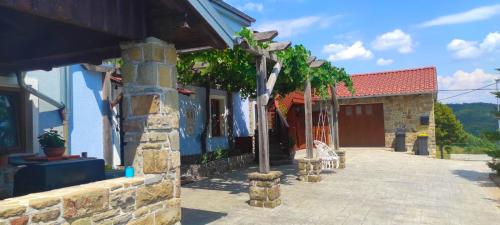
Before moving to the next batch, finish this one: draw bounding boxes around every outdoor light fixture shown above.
[180,13,190,29]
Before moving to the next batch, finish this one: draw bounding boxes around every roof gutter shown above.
[336,91,437,100]
[15,71,66,120]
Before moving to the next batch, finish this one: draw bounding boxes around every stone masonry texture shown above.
[297,158,322,182]
[248,171,283,208]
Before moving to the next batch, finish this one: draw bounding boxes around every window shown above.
[210,98,226,137]
[355,106,362,115]
[345,106,352,116]
[0,90,22,151]
[365,105,373,115]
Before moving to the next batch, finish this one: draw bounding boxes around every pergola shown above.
[0,0,248,73]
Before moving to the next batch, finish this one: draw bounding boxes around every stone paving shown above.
[181,149,500,225]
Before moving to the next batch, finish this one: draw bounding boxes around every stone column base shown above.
[248,171,283,208]
[297,158,322,182]
[337,150,346,169]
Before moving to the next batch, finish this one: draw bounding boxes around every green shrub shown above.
[487,160,500,175]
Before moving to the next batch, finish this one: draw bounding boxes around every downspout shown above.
[15,71,66,120]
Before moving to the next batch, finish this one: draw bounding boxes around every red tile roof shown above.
[274,67,438,115]
[336,66,437,98]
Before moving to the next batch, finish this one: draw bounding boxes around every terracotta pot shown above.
[43,147,65,157]
[0,155,8,167]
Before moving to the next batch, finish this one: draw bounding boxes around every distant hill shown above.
[447,103,497,136]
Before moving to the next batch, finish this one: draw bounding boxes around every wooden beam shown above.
[304,77,314,159]
[263,62,282,104]
[309,60,325,68]
[330,85,340,150]
[267,42,291,52]
[307,56,316,64]
[256,55,270,173]
[253,30,278,42]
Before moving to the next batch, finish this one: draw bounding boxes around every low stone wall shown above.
[0,174,180,225]
[181,153,254,179]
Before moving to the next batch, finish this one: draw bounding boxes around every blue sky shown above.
[226,0,500,103]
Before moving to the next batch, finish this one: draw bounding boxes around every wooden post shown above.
[330,85,340,150]
[256,55,270,173]
[102,72,113,165]
[304,77,314,159]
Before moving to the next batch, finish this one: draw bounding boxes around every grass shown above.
[435,145,491,159]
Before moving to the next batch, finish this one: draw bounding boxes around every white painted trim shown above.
[208,94,227,138]
[25,78,39,154]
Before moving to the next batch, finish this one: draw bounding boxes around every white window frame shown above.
[208,94,227,138]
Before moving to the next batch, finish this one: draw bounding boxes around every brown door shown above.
[339,103,385,147]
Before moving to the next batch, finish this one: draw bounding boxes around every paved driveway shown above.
[181,149,500,225]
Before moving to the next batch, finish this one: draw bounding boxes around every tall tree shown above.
[435,102,467,158]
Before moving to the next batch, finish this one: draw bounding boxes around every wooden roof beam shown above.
[253,30,278,41]
[267,41,291,52]
[309,60,325,68]
[307,56,317,64]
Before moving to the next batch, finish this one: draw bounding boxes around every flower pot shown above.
[0,155,8,167]
[43,147,65,157]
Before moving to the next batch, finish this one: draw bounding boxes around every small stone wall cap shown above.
[296,158,322,163]
[248,171,283,181]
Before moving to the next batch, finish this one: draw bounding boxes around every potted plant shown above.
[38,129,65,157]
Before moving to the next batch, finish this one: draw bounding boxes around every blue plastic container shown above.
[125,166,135,178]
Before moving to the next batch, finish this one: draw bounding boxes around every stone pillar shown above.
[248,171,282,208]
[120,37,181,223]
[337,150,346,169]
[297,158,322,182]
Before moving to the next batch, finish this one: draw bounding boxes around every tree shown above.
[484,68,500,174]
[435,102,467,158]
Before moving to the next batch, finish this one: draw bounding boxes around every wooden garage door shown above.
[339,103,385,147]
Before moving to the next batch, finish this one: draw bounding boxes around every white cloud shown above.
[447,32,500,59]
[254,16,334,38]
[438,69,499,103]
[323,41,373,61]
[372,29,413,53]
[241,2,264,12]
[419,4,500,28]
[376,58,394,66]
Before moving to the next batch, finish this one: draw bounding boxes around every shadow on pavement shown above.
[182,162,300,194]
[452,169,496,187]
[181,208,227,225]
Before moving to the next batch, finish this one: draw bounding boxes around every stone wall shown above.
[0,37,182,225]
[339,94,436,155]
[0,175,179,225]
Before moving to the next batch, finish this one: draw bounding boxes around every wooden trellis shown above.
[240,31,325,172]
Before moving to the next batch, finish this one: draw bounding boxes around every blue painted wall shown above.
[68,65,104,158]
[179,86,252,156]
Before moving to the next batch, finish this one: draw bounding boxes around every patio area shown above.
[181,148,500,225]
